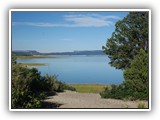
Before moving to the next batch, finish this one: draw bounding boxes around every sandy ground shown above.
[43,90,148,108]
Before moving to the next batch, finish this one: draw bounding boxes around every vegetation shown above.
[101,44,148,101]
[63,84,76,91]
[101,50,149,99]
[102,12,148,70]
[70,84,107,93]
[17,55,56,59]
[137,102,146,108]
[11,54,75,109]
[20,63,46,67]
[100,84,126,100]
[123,49,148,100]
[101,12,149,101]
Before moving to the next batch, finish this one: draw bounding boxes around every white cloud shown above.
[84,14,121,20]
[12,14,121,27]
[64,14,114,27]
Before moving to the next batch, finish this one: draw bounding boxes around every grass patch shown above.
[137,102,146,108]
[70,84,108,93]
[20,63,46,67]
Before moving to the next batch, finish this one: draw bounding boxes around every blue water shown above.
[17,55,123,84]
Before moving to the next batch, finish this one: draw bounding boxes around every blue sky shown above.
[12,11,128,53]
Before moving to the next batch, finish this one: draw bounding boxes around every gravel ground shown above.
[43,90,148,108]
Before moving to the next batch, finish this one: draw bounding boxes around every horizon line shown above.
[12,49,104,53]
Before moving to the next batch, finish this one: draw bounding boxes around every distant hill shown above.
[13,50,105,56]
[13,50,40,56]
[48,50,105,55]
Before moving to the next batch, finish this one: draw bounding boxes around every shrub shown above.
[63,84,76,91]
[12,65,44,108]
[11,54,74,108]
[100,84,125,100]
[11,65,65,108]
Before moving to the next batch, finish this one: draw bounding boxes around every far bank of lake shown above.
[17,55,123,85]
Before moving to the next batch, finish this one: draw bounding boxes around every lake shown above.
[17,55,123,84]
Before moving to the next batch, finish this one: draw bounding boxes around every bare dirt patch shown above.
[43,90,148,108]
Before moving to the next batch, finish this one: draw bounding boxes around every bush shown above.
[100,84,125,100]
[41,74,61,92]
[11,54,74,108]
[63,85,76,91]
[11,65,64,108]
[12,65,44,108]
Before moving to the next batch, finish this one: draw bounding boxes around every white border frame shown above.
[9,9,151,111]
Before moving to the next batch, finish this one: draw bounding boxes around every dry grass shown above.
[20,63,46,67]
[70,84,109,93]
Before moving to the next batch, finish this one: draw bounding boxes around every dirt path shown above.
[43,90,148,108]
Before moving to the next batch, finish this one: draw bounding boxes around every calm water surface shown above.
[17,55,123,84]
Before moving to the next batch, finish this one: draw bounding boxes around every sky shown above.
[12,11,128,53]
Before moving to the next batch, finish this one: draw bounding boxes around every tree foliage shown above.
[102,12,149,69]
[123,49,148,100]
[101,12,149,101]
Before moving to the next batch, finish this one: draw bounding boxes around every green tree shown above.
[123,49,148,100]
[102,12,149,69]
[100,12,149,101]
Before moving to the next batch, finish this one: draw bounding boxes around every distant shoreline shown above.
[17,55,56,59]
[17,54,106,59]
[13,50,105,56]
